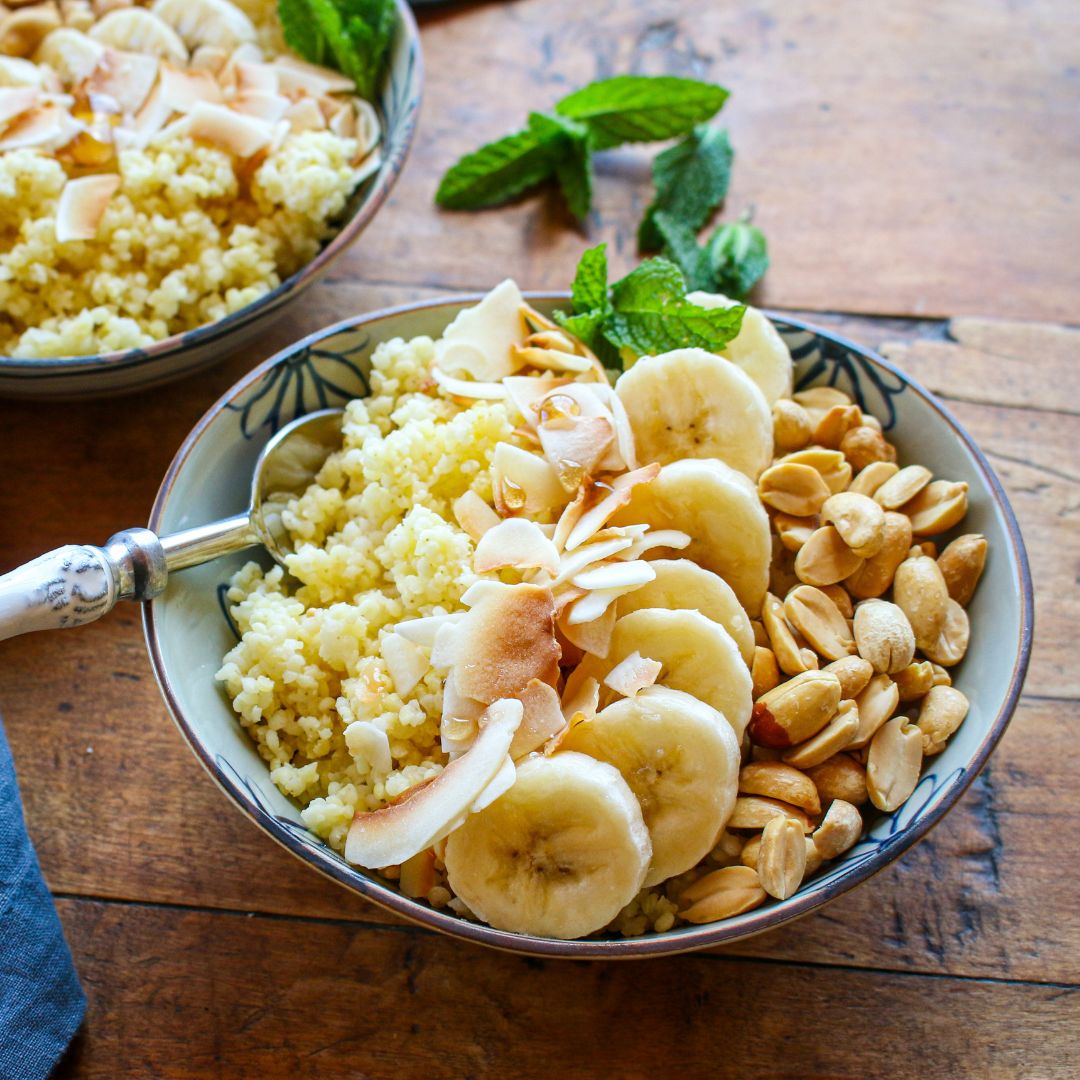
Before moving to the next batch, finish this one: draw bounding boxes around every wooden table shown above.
[2,2,1078,1076]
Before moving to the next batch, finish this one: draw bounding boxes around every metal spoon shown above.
[0,408,344,643]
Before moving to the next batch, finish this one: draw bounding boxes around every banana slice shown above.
[615,558,755,666]
[35,28,105,87]
[561,686,739,886]
[568,608,752,740]
[614,348,771,479]
[151,0,256,51]
[444,752,651,939]
[611,457,770,616]
[90,9,187,65]
[686,292,793,406]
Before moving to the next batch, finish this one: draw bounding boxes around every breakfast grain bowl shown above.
[144,290,1032,958]
[0,0,420,398]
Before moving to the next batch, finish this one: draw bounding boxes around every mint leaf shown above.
[651,211,711,291]
[638,126,733,251]
[705,218,769,300]
[278,0,325,65]
[529,112,593,220]
[609,256,687,310]
[436,127,561,209]
[569,242,610,314]
[556,75,728,150]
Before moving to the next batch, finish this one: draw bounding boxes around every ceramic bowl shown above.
[0,1,421,400]
[144,296,1033,959]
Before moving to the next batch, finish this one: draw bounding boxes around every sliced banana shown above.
[686,292,793,405]
[444,752,651,939]
[615,347,772,479]
[569,607,752,740]
[561,686,740,885]
[89,9,187,65]
[152,0,256,52]
[611,457,771,616]
[615,558,755,666]
[34,28,105,86]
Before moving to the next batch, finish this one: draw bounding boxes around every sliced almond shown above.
[473,517,559,575]
[55,172,119,242]
[602,650,661,698]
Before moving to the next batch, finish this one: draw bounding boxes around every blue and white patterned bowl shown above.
[143,296,1033,959]
[0,1,421,400]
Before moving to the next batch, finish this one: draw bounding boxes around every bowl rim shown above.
[143,293,1034,959]
[0,0,422,381]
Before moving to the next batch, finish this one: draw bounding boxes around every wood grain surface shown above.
[0,0,1077,1076]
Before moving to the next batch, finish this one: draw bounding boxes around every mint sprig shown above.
[554,244,746,368]
[656,209,770,301]
[435,75,727,220]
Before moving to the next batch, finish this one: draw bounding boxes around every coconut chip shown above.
[344,719,392,775]
[491,441,567,517]
[434,279,528,382]
[603,651,662,698]
[508,678,567,759]
[452,490,500,541]
[537,413,615,493]
[563,463,661,551]
[558,600,617,658]
[571,558,656,592]
[55,173,120,242]
[431,366,508,401]
[622,529,693,559]
[394,611,465,647]
[473,517,559,575]
[380,631,429,699]
[471,756,516,812]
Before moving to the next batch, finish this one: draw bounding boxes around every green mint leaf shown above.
[705,218,769,300]
[638,126,733,251]
[553,308,604,351]
[436,127,562,210]
[609,256,688,311]
[651,210,712,291]
[278,0,325,65]
[568,243,610,315]
[528,112,593,220]
[556,75,728,150]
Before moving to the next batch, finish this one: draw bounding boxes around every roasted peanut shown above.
[770,537,801,597]
[784,584,857,661]
[917,540,938,558]
[822,655,874,699]
[916,685,970,755]
[853,599,916,674]
[708,830,746,868]
[772,399,814,452]
[814,404,863,449]
[892,660,935,702]
[892,555,949,650]
[805,754,868,807]
[739,834,762,869]
[812,799,864,858]
[798,647,819,670]
[903,480,970,535]
[762,592,812,677]
[774,512,818,552]
[782,699,860,769]
[820,583,854,618]
[749,670,843,748]
[778,447,853,494]
[921,599,970,667]
[845,512,912,599]
[840,425,896,470]
[751,646,782,699]
[793,386,852,414]
[867,717,923,811]
[679,866,767,922]
[849,460,899,498]
[874,465,932,509]
[751,619,770,648]
[757,816,808,899]
[930,662,952,687]
[739,761,822,815]
[938,533,988,606]
[821,491,886,558]
[795,525,865,587]
[849,673,900,749]
[727,795,815,832]
[758,462,832,516]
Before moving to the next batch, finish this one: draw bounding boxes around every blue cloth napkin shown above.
[0,714,85,1080]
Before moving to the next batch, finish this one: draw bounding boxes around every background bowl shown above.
[0,0,421,400]
[144,296,1033,959]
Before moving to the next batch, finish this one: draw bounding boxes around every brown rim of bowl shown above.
[0,0,422,380]
[143,294,1034,959]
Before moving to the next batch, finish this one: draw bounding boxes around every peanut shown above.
[930,662,952,687]
[812,799,864,858]
[793,386,852,414]
[738,761,822,815]
[770,537,801,597]
[845,511,912,599]
[751,619,770,648]
[849,673,900,749]
[727,795,815,832]
[708,830,746,868]
[874,465,932,509]
[777,447,852,494]
[814,404,863,449]
[903,480,970,535]
[820,583,854,618]
[795,525,865,587]
[848,460,899,498]
[921,599,970,667]
[853,599,916,674]
[774,512,818,552]
[750,670,843,748]
[758,462,832,516]
[938,533,988,606]
[916,685,970,755]
[762,592,812,677]
[892,660,935,702]
[892,555,949,650]
[757,816,807,900]
[821,491,886,558]
[805,754,868,807]
[867,718,924,811]
[679,866,767,922]
[840,425,896,470]
[772,399,814,452]
[782,699,860,769]
[751,646,781,700]
[822,655,874,699]
[784,584,857,661]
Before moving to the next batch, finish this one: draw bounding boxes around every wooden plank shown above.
[52,898,1079,1080]
[361,0,1080,321]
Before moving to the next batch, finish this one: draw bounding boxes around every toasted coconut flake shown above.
[559,601,617,658]
[552,585,586,616]
[345,699,522,868]
[0,85,38,126]
[563,463,662,552]
[273,54,354,96]
[503,375,572,426]
[380,631,429,699]
[561,674,600,721]
[86,48,159,114]
[181,99,271,155]
[452,490,500,541]
[491,442,568,517]
[231,89,289,123]
[459,580,513,608]
[512,343,593,373]
[565,585,640,626]
[189,44,228,74]
[395,611,465,647]
[159,62,222,111]
[604,386,639,471]
[537,414,615,493]
[429,621,460,671]
[473,517,560,575]
[353,95,379,153]
[471,755,516,812]
[624,528,693,559]
[508,678,567,759]
[55,171,119,241]
[0,101,81,150]
[440,672,488,757]
[0,54,50,87]
[430,365,508,401]
[344,719,392,775]
[451,583,560,704]
[352,147,381,184]
[232,58,277,93]
[603,651,662,698]
[283,94,324,131]
[572,558,656,592]
[434,279,529,381]
[549,535,634,588]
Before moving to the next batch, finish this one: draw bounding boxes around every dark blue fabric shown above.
[0,715,85,1080]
